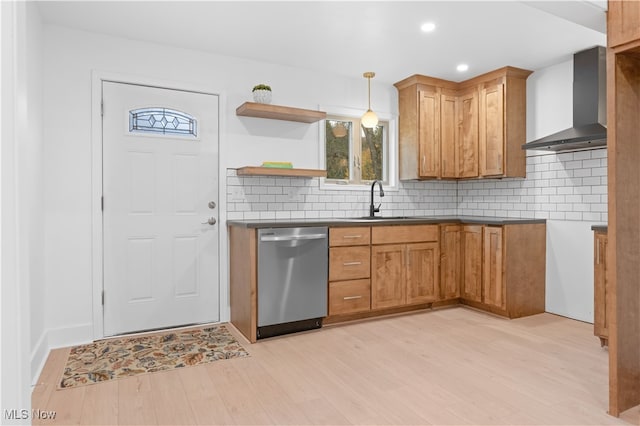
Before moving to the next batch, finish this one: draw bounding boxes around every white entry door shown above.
[102,81,219,336]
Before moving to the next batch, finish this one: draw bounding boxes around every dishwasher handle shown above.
[260,233,327,242]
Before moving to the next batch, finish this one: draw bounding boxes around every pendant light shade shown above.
[361,72,378,128]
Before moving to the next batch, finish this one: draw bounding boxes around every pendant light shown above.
[361,72,378,128]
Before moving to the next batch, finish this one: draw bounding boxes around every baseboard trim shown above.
[30,331,48,386]
[30,323,94,385]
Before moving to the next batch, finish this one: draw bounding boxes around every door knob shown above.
[201,217,217,225]
[208,201,216,209]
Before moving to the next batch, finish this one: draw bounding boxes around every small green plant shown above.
[252,84,272,92]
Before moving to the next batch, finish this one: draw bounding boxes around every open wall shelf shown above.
[236,102,326,123]
[235,167,326,178]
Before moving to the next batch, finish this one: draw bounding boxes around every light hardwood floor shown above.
[32,307,639,425]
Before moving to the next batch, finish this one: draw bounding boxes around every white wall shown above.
[42,25,397,349]
[528,59,602,323]
[1,1,44,421]
[21,2,46,386]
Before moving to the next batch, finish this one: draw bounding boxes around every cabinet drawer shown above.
[372,225,439,245]
[329,246,370,281]
[330,227,371,247]
[329,279,371,315]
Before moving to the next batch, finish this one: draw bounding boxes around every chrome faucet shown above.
[369,180,385,217]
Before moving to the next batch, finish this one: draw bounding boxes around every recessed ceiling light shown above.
[457,64,469,72]
[420,22,436,33]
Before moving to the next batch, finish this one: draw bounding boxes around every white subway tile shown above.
[573,151,592,160]
[565,212,583,221]
[583,212,601,221]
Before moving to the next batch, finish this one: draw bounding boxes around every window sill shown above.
[319,179,399,192]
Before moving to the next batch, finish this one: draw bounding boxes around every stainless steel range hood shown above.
[523,46,606,151]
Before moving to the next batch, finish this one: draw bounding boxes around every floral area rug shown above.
[58,324,249,389]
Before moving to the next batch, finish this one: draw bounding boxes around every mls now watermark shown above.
[4,409,57,421]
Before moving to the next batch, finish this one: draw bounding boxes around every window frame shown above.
[319,106,398,192]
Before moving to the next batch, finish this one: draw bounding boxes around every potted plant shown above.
[252,84,272,104]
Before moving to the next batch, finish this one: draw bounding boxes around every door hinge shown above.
[101,196,104,211]
[100,100,104,117]
[101,290,105,306]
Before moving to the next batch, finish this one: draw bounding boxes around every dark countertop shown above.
[227,215,547,229]
[591,224,608,232]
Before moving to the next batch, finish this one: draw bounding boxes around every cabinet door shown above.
[594,233,608,342]
[483,226,505,310]
[479,82,505,177]
[372,244,406,309]
[440,92,458,178]
[462,225,483,302]
[440,224,461,300]
[458,88,479,178]
[406,242,439,304]
[418,89,440,178]
[608,0,640,49]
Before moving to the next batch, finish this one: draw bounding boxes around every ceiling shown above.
[36,1,607,84]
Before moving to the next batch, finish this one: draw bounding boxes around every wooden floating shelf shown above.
[236,102,326,123]
[236,166,327,178]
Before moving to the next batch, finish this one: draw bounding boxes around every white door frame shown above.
[90,71,227,339]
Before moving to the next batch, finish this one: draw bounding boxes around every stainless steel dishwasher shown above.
[257,226,328,339]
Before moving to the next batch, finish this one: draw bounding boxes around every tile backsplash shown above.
[226,148,607,222]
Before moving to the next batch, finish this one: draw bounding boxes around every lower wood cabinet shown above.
[483,226,505,310]
[462,225,483,303]
[371,225,439,310]
[461,223,546,318]
[229,221,546,342]
[593,229,608,347]
[439,224,462,300]
[328,226,372,316]
[329,279,371,316]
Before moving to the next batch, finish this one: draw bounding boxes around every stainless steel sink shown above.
[345,216,416,222]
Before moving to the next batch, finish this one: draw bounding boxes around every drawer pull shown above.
[342,235,363,239]
[343,295,363,300]
[343,261,362,266]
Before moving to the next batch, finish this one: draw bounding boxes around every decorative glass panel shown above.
[129,107,197,137]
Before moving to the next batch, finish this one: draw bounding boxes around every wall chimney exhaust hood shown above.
[523,46,606,151]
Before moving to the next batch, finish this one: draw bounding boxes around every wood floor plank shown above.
[79,380,118,425]
[204,360,273,425]
[177,364,235,426]
[32,310,636,425]
[148,369,197,425]
[117,375,157,425]
[32,347,69,418]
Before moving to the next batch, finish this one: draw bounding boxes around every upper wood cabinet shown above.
[395,67,531,180]
[607,0,640,49]
[457,87,479,178]
[418,87,441,178]
[479,80,505,176]
[440,90,458,179]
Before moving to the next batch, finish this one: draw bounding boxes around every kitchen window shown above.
[322,113,394,188]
